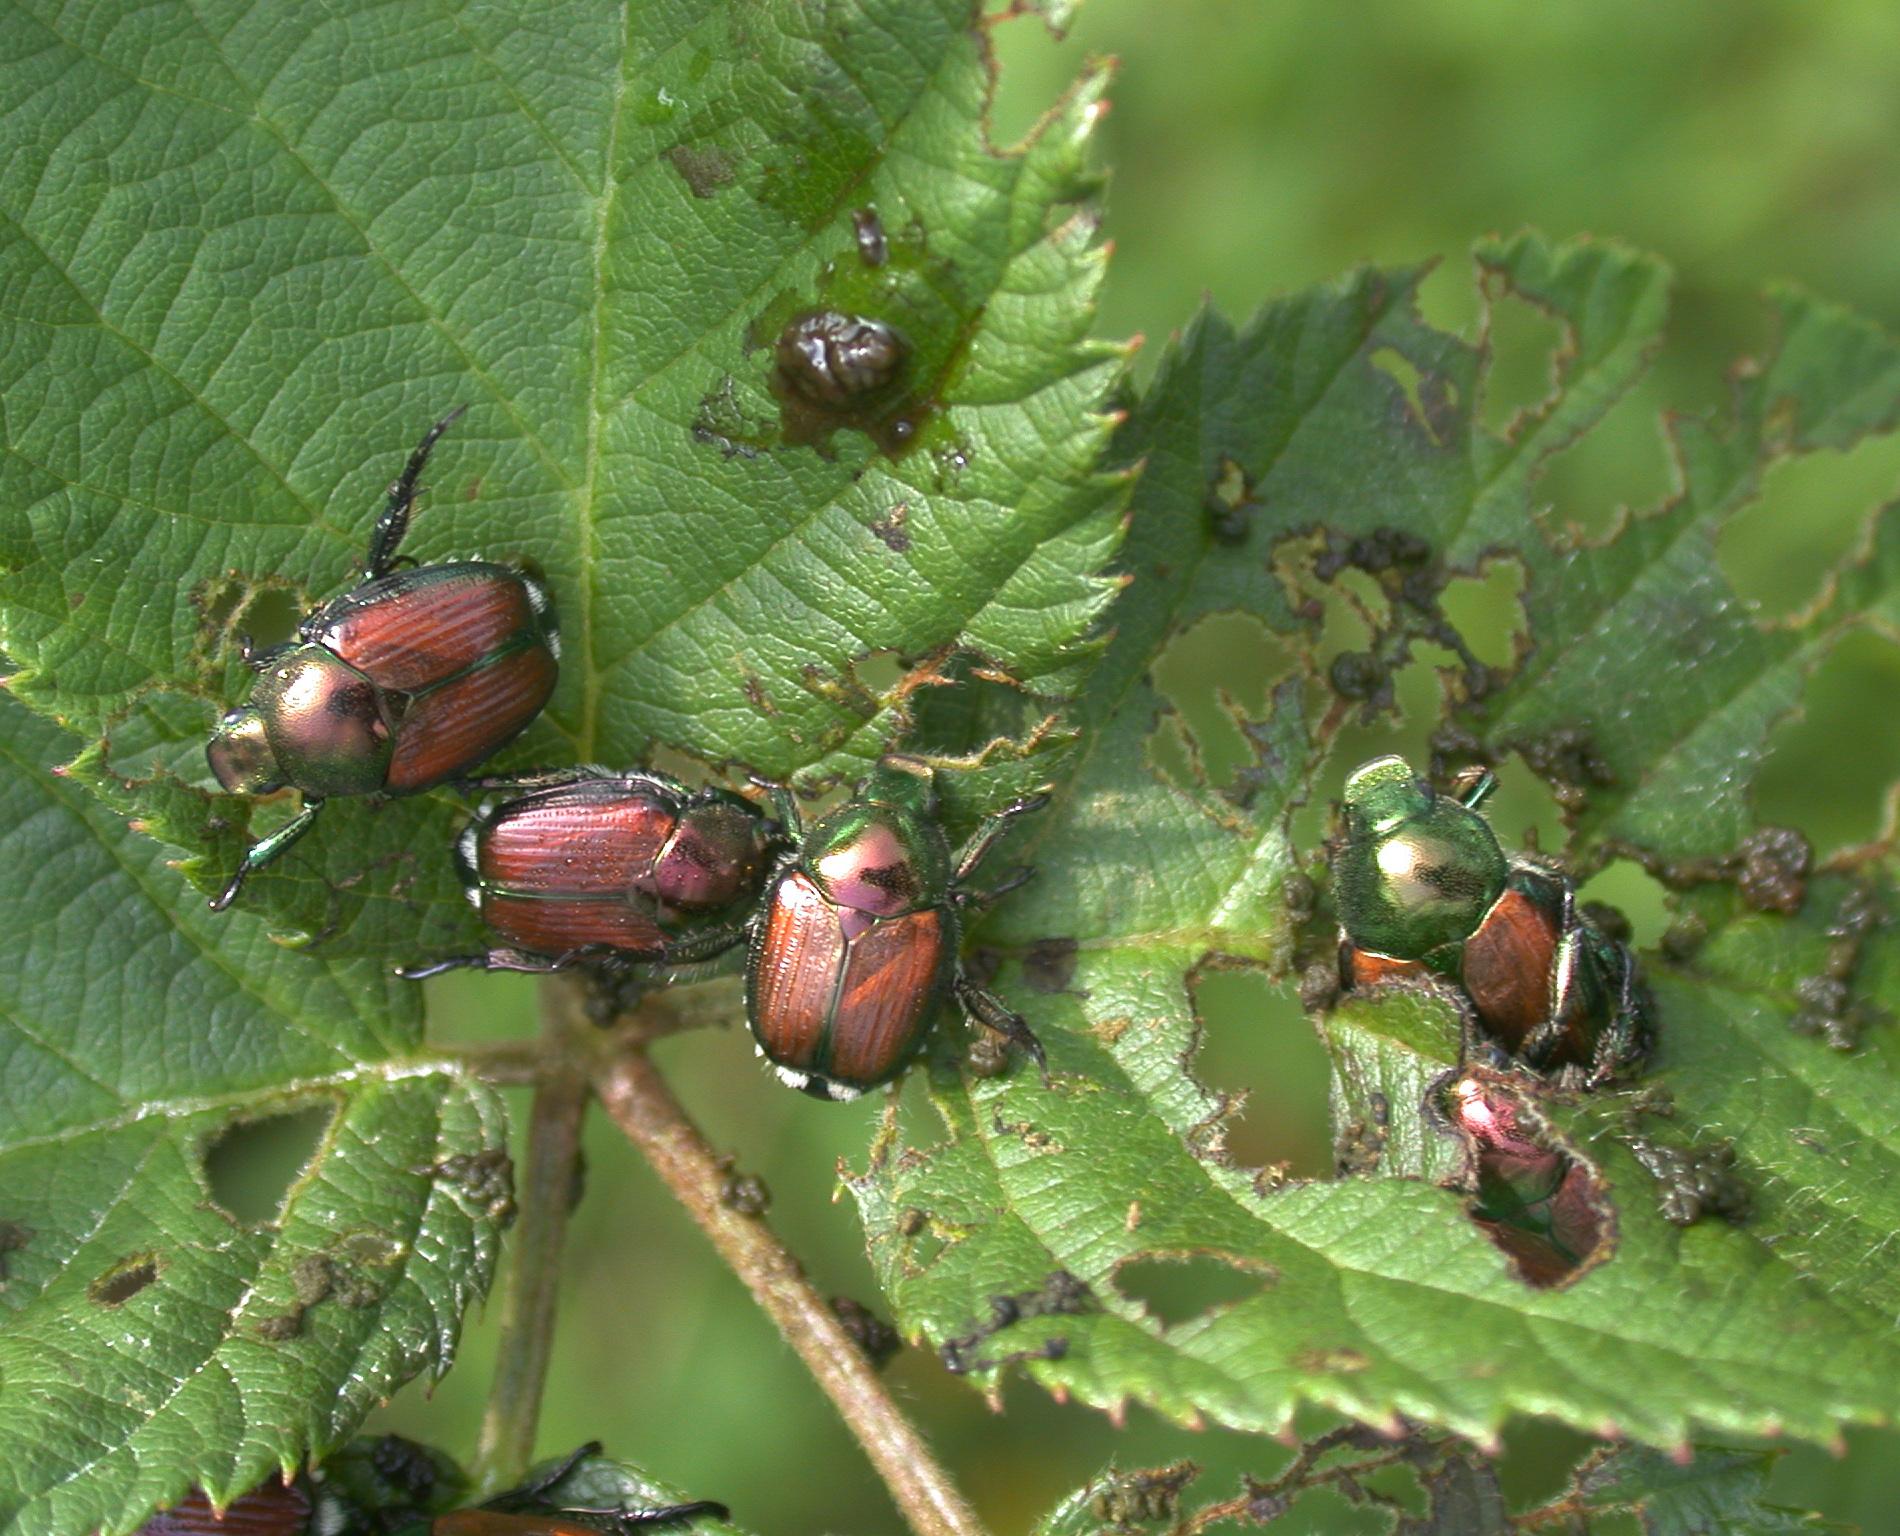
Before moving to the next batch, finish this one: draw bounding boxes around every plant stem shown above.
[469,979,592,1495]
[597,1041,990,1536]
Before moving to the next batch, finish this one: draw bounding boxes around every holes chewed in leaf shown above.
[1476,292,1565,438]
[1111,1250,1274,1329]
[1576,860,1671,952]
[90,1253,160,1306]
[1441,1074,1611,1289]
[203,1102,335,1225]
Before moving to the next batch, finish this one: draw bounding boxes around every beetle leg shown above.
[209,802,322,911]
[495,1441,602,1505]
[950,863,1036,912]
[954,975,1048,1081]
[365,405,468,578]
[951,790,1052,884]
[452,766,604,795]
[1450,766,1499,812]
[569,1504,731,1530]
[747,773,802,838]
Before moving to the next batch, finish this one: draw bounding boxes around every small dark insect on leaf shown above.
[775,311,910,407]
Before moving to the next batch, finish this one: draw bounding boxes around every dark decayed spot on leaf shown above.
[1309,527,1495,726]
[1438,1074,1613,1288]
[829,1294,902,1368]
[868,501,911,552]
[1109,1251,1275,1329]
[1790,878,1890,1050]
[663,143,736,198]
[420,1148,518,1226]
[1626,1136,1751,1226]
[1474,291,1566,440]
[0,1219,30,1282]
[90,1252,160,1306]
[1020,936,1080,994]
[1205,455,1255,546]
[852,206,888,267]
[940,1269,1093,1374]
[741,672,779,717]
[1088,1462,1198,1528]
[1335,1088,1392,1178]
[1500,722,1617,817]
[692,375,772,460]
[258,1231,405,1341]
[202,1102,336,1226]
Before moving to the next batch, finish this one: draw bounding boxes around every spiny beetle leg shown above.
[396,945,592,981]
[951,863,1035,912]
[746,773,802,838]
[210,802,321,911]
[955,974,1048,1080]
[569,1505,730,1531]
[365,405,467,579]
[501,1441,601,1505]
[952,790,1051,884]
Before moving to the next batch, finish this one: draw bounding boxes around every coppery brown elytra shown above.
[745,754,1050,1102]
[131,1442,725,1536]
[398,768,779,981]
[206,409,558,911]
[1332,755,1650,1085]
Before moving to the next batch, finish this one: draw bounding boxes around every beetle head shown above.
[207,706,286,796]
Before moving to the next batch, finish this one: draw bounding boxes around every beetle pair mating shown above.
[205,414,1048,1100]
[398,754,1048,1100]
[1332,754,1651,1085]
[139,1440,725,1536]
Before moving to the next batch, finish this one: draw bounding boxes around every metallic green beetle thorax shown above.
[250,645,395,798]
[1334,754,1508,960]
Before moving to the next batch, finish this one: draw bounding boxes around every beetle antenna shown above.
[366,405,469,579]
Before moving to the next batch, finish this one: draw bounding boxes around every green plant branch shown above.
[596,1031,990,1536]
[468,979,594,1495]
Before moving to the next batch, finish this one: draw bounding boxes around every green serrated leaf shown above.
[1558,1443,1844,1534]
[0,0,1129,942]
[848,231,1900,1454]
[1465,275,1900,861]
[0,698,508,1536]
[442,1444,743,1536]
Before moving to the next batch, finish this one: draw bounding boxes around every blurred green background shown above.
[354,3,1900,1530]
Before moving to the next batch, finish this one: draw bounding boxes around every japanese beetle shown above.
[746,755,1048,1101]
[1333,755,1650,1084]
[133,1444,724,1536]
[398,768,778,978]
[135,1478,310,1536]
[206,409,559,910]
